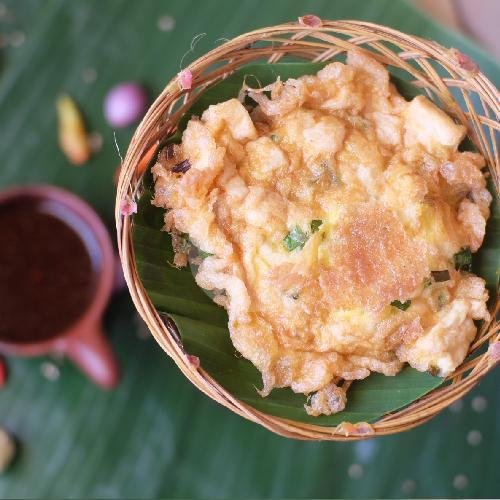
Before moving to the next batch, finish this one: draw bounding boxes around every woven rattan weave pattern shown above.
[116,20,499,440]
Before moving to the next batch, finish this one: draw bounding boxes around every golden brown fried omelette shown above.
[152,50,491,416]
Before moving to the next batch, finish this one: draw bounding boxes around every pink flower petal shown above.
[119,198,137,216]
[187,354,200,369]
[178,69,193,90]
[488,341,500,362]
[298,14,322,28]
[451,48,479,73]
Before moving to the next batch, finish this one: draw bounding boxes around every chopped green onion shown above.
[310,219,323,233]
[437,292,448,309]
[391,299,411,311]
[283,226,308,251]
[453,247,472,271]
[270,134,281,143]
[199,250,214,259]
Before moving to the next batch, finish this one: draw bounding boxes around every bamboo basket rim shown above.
[116,19,499,441]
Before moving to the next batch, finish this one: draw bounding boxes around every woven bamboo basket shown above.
[116,19,499,440]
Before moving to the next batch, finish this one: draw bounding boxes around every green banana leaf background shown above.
[0,0,498,498]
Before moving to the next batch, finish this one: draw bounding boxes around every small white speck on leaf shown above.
[401,479,416,495]
[40,361,60,381]
[471,395,487,413]
[354,440,378,463]
[466,429,482,446]
[82,67,97,84]
[453,474,469,490]
[9,31,26,48]
[348,463,363,479]
[88,131,103,154]
[158,15,175,32]
[449,399,463,413]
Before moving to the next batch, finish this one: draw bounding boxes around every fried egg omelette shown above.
[152,50,491,416]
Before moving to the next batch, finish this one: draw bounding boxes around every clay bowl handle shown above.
[62,322,120,389]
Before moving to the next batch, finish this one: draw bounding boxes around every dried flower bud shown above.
[451,48,479,73]
[178,69,193,90]
[187,354,200,369]
[119,198,137,216]
[298,14,322,28]
[56,94,91,165]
